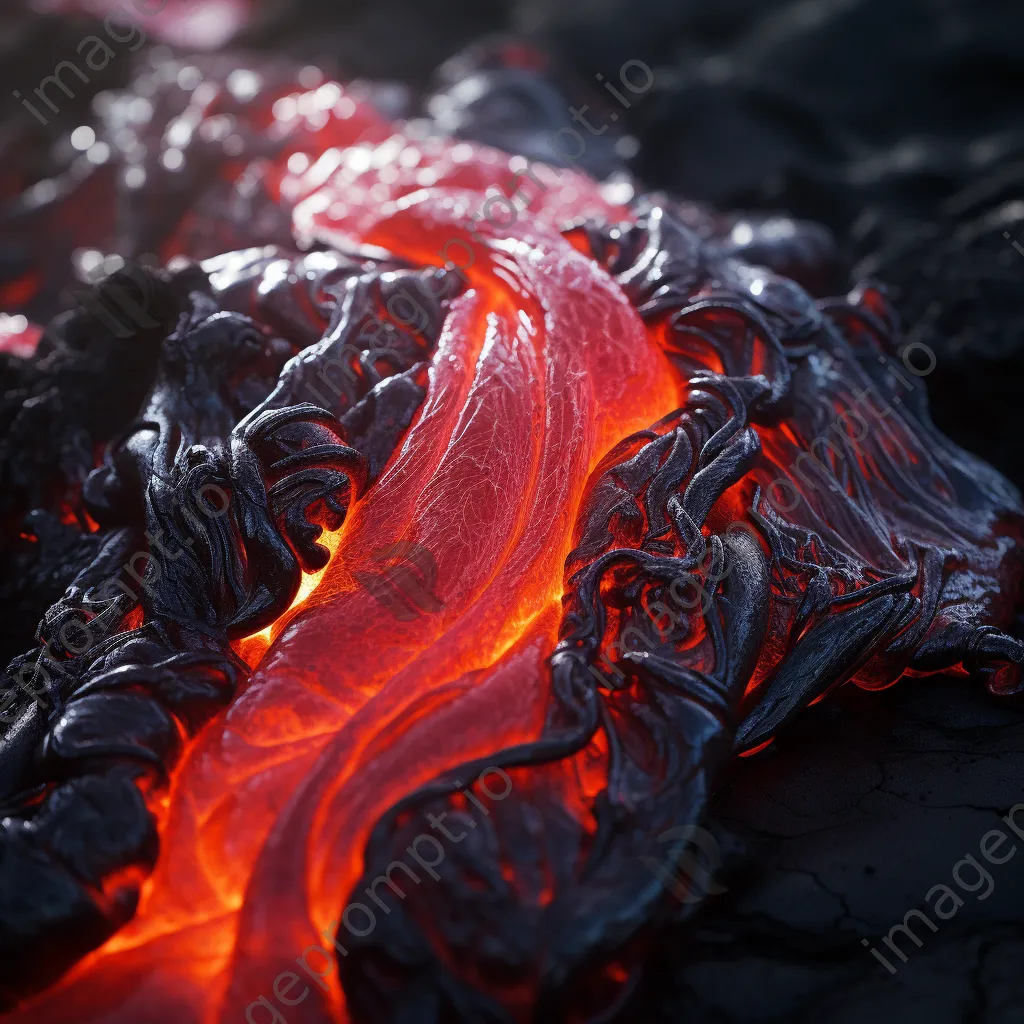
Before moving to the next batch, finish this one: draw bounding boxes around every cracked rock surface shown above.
[641,678,1024,1023]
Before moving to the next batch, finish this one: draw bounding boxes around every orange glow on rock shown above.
[8,87,679,1023]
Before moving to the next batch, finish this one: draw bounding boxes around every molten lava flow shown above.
[1,67,679,1022]
[234,527,345,668]
[3,49,1024,1024]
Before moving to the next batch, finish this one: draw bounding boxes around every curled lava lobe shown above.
[0,56,1022,1024]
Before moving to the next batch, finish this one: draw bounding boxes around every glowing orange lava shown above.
[8,77,681,1024]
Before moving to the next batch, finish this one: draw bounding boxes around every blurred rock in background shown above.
[8,0,1022,483]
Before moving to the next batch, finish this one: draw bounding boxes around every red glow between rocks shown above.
[4,73,680,1023]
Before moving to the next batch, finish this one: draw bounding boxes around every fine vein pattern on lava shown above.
[2,51,1024,1024]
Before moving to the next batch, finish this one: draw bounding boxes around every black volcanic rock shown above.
[639,677,1024,1023]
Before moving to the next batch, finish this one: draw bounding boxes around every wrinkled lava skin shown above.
[1,51,1023,1024]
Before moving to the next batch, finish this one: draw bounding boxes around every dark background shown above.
[3,1,1024,1021]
